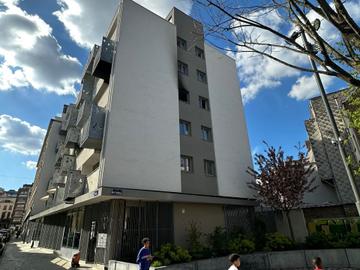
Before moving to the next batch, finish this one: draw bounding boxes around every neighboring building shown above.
[0,190,16,229]
[26,0,255,266]
[11,184,32,228]
[304,89,360,214]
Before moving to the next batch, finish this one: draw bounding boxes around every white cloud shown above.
[230,9,307,103]
[22,160,37,170]
[0,0,81,94]
[53,0,193,48]
[288,75,335,100]
[0,114,46,155]
[228,1,360,103]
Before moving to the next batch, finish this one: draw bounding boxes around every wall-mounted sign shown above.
[96,233,107,248]
[111,188,123,195]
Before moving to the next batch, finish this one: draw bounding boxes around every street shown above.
[0,240,95,270]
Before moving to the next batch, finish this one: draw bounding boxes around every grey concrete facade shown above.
[305,89,360,204]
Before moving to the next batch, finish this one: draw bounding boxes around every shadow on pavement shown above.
[0,240,95,270]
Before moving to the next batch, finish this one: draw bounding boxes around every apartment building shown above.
[0,189,16,229]
[26,0,255,265]
[11,184,32,228]
[304,89,360,214]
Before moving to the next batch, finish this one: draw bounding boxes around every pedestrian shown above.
[136,237,153,270]
[312,257,324,270]
[228,253,241,270]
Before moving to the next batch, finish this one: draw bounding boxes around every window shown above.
[199,96,210,111]
[195,46,205,59]
[204,160,216,176]
[178,61,189,76]
[197,70,207,83]
[179,88,190,103]
[62,209,84,249]
[181,155,193,173]
[177,37,187,50]
[9,205,12,210]
[3,205,7,210]
[201,126,213,141]
[180,120,191,136]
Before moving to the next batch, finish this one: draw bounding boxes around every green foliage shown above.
[207,226,228,256]
[253,218,267,250]
[151,260,163,267]
[153,243,192,266]
[264,232,294,251]
[186,222,210,259]
[306,232,360,249]
[306,232,334,249]
[344,232,360,248]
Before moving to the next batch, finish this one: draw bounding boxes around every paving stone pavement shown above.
[0,240,98,270]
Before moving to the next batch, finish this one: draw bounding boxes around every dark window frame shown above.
[177,37,187,50]
[199,96,210,111]
[179,119,191,136]
[201,126,213,142]
[195,46,205,59]
[178,61,189,76]
[204,159,216,177]
[181,155,194,173]
[197,70,207,83]
[179,88,190,103]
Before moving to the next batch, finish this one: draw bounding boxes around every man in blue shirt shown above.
[136,237,153,270]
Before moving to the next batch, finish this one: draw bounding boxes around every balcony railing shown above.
[60,154,76,176]
[47,178,57,194]
[64,127,80,147]
[92,37,115,83]
[76,99,92,127]
[52,168,65,186]
[79,105,105,149]
[75,73,96,109]
[61,104,78,131]
[63,170,86,202]
[81,44,100,81]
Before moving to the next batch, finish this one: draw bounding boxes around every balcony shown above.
[76,73,95,109]
[92,37,115,83]
[81,44,100,80]
[52,168,65,186]
[60,154,76,176]
[76,99,92,127]
[79,105,105,149]
[63,170,86,202]
[61,104,78,131]
[55,140,69,166]
[64,127,80,147]
[47,178,57,194]
[93,78,108,103]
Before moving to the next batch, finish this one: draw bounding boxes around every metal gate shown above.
[120,201,173,262]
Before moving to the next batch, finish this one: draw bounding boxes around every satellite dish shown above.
[313,19,321,31]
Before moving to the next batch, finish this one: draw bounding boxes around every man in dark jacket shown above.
[136,238,153,270]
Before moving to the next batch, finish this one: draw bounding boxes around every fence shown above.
[108,248,360,270]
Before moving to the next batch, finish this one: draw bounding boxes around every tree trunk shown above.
[285,211,295,241]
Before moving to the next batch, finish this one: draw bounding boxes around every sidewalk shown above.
[0,240,99,270]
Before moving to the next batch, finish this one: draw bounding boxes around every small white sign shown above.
[96,233,107,248]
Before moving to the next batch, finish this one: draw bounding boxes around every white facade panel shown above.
[100,0,181,192]
[205,45,255,198]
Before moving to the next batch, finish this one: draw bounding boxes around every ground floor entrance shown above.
[26,199,255,266]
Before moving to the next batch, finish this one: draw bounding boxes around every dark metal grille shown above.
[120,202,173,262]
[224,205,255,233]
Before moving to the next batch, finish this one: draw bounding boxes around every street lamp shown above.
[290,20,360,215]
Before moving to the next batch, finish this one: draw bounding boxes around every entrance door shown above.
[86,221,96,262]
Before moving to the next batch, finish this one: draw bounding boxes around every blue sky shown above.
[0,0,356,190]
